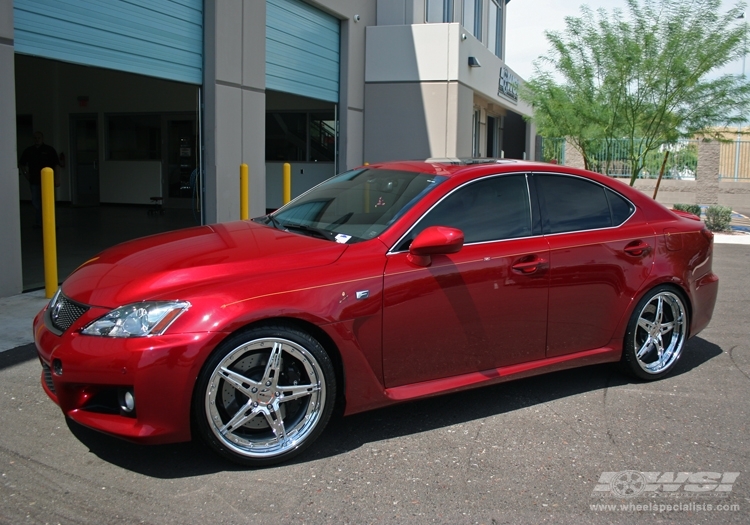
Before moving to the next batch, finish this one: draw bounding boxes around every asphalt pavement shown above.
[0,237,749,524]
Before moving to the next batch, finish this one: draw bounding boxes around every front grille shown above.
[41,362,56,394]
[50,294,89,333]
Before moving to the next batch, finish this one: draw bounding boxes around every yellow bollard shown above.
[41,167,58,298]
[240,163,249,220]
[363,162,369,166]
[283,163,291,205]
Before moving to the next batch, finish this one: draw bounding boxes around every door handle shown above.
[624,240,650,256]
[512,257,547,274]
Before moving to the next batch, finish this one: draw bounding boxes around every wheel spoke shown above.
[220,400,259,435]
[636,337,653,359]
[279,382,320,402]
[654,296,664,324]
[263,406,287,442]
[219,367,259,398]
[262,342,284,388]
[638,317,654,333]
[659,321,675,335]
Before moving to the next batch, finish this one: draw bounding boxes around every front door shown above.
[70,115,99,206]
[382,174,549,387]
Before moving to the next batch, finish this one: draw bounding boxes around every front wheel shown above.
[622,286,689,381]
[193,325,336,466]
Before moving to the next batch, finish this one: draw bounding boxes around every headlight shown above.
[81,301,190,338]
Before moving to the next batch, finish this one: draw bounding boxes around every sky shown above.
[504,0,745,81]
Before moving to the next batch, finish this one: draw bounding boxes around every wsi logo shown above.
[592,471,740,498]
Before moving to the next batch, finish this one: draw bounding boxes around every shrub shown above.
[673,203,702,217]
[704,205,732,232]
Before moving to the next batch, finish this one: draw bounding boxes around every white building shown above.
[0,0,534,297]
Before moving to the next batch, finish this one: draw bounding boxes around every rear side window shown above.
[536,174,633,234]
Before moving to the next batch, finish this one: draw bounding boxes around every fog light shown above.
[120,389,135,413]
[52,359,63,375]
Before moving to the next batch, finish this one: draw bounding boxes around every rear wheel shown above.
[622,286,688,380]
[194,325,335,466]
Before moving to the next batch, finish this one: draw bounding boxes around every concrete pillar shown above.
[203,0,266,223]
[696,140,720,205]
[0,0,23,297]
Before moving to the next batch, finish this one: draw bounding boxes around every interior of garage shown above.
[15,55,200,290]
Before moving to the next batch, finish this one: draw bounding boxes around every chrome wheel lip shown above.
[205,337,326,459]
[633,291,687,375]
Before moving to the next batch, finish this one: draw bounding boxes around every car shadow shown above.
[66,336,722,478]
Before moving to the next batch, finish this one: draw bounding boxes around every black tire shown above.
[193,324,336,467]
[621,286,689,381]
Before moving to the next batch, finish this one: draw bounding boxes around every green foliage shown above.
[673,203,702,217]
[705,205,733,231]
[522,0,750,185]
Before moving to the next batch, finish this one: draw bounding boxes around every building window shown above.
[426,0,453,23]
[488,0,503,57]
[487,115,503,158]
[472,108,481,157]
[107,115,161,160]
[266,111,336,162]
[462,0,482,40]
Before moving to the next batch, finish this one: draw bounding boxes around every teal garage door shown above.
[14,0,203,85]
[266,0,340,103]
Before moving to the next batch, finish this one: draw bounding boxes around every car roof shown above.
[365,158,606,179]
[365,158,675,222]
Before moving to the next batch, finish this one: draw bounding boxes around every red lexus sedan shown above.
[34,160,718,466]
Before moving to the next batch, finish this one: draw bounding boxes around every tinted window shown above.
[537,175,613,234]
[396,174,532,250]
[606,188,635,225]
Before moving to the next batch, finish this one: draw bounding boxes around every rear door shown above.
[534,173,655,357]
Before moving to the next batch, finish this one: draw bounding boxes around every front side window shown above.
[426,0,454,22]
[536,174,635,234]
[395,174,532,251]
[260,169,448,243]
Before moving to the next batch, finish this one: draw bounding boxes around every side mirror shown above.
[407,226,464,267]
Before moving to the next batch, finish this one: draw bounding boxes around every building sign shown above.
[498,66,518,103]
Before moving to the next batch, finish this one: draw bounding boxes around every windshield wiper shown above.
[253,214,284,231]
[282,223,335,241]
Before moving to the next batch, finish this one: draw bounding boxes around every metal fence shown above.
[719,139,750,181]
[540,138,699,180]
[541,137,750,181]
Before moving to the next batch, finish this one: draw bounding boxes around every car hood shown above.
[62,221,348,307]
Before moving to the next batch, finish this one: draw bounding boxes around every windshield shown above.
[257,168,447,243]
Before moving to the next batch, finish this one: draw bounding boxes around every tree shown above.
[523,0,750,185]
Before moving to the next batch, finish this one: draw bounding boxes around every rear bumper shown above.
[690,272,719,338]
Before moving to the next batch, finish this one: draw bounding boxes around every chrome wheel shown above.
[623,288,688,379]
[196,327,334,465]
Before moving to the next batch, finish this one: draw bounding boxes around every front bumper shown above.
[34,308,228,444]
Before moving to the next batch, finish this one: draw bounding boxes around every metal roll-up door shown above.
[266,0,340,103]
[14,0,203,85]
